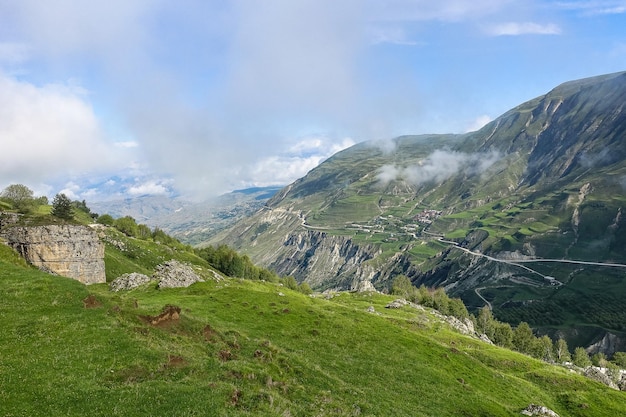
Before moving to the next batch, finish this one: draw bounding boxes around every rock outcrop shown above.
[109,260,205,291]
[154,260,203,288]
[269,230,421,291]
[1,225,105,284]
[521,404,560,417]
[110,272,152,292]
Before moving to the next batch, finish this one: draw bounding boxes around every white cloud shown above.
[487,22,562,36]
[465,115,493,132]
[127,179,173,196]
[59,181,81,200]
[554,1,626,15]
[114,141,139,148]
[245,136,356,187]
[0,73,121,188]
[377,150,501,186]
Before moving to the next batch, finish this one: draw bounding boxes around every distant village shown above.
[346,209,443,242]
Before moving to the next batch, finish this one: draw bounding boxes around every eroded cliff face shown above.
[269,230,380,290]
[1,225,105,284]
[267,230,420,291]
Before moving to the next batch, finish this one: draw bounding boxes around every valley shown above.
[208,71,626,353]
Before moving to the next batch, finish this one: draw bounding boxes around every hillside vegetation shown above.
[2,240,626,416]
[208,71,626,350]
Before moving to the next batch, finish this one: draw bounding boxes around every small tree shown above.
[283,276,298,290]
[476,307,495,337]
[391,275,414,296]
[491,322,514,349]
[51,193,74,220]
[532,335,554,362]
[554,338,571,363]
[612,351,626,368]
[136,224,152,240]
[1,184,35,213]
[592,352,608,368]
[573,347,592,368]
[513,322,534,355]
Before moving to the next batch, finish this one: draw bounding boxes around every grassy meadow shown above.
[2,239,626,416]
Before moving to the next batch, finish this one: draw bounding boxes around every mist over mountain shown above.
[90,186,282,245]
[207,71,626,352]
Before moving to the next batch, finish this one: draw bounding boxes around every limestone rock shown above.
[110,273,152,292]
[1,224,105,284]
[583,366,619,390]
[154,259,203,288]
[385,299,409,309]
[445,316,476,336]
[351,279,377,293]
[521,404,560,417]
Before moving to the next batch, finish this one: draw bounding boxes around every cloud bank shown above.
[377,149,501,186]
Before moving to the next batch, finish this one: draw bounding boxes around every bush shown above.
[97,214,115,226]
[114,216,139,237]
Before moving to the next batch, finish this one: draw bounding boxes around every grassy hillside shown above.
[1,242,626,416]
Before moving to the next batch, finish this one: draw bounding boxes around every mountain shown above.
[90,186,282,245]
[207,71,626,351]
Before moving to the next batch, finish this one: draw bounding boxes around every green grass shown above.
[2,244,626,416]
[101,228,212,282]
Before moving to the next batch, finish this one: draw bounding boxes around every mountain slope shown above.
[2,242,626,416]
[208,71,626,350]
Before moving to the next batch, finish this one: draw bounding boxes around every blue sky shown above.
[1,0,625,201]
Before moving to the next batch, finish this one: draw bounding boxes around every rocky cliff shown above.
[267,230,422,291]
[1,224,106,284]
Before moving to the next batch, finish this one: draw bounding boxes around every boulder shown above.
[583,366,619,390]
[154,260,203,288]
[385,299,409,309]
[521,404,560,417]
[110,273,152,292]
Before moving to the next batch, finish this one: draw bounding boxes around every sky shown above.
[1,0,625,202]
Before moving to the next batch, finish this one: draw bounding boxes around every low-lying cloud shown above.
[377,149,501,186]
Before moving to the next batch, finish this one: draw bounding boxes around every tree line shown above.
[391,275,626,379]
[1,183,96,220]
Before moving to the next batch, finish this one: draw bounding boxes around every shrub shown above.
[97,214,115,226]
[114,216,139,237]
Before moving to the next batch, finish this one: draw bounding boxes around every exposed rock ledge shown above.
[0,224,105,284]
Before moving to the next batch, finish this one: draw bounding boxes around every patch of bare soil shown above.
[140,305,181,327]
[82,294,102,309]
[203,324,219,342]
[164,354,186,368]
